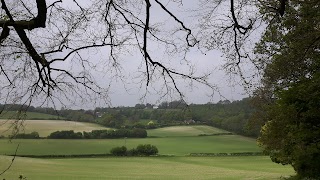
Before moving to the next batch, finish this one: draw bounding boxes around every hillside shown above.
[0,111,64,120]
[0,120,109,137]
[148,125,230,137]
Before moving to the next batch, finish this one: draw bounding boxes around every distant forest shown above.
[0,98,261,137]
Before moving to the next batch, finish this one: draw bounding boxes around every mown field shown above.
[0,135,260,156]
[0,120,108,137]
[0,156,294,180]
[1,125,259,156]
[0,123,295,179]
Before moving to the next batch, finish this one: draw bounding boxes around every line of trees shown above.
[11,132,40,139]
[2,98,258,137]
[96,98,258,137]
[47,129,147,139]
[110,144,158,156]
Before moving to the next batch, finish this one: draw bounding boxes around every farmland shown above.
[0,135,260,156]
[0,120,109,137]
[0,156,294,180]
[0,122,295,179]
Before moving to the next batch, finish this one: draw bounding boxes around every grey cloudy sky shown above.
[0,0,259,109]
[50,0,253,109]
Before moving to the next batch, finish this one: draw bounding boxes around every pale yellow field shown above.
[0,120,108,137]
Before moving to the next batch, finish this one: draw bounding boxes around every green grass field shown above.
[0,135,260,156]
[0,120,108,137]
[0,156,294,180]
[148,125,229,137]
[0,111,63,120]
[0,124,295,179]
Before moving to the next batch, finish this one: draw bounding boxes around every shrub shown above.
[47,130,82,139]
[110,146,127,156]
[131,128,147,138]
[14,131,40,139]
[136,144,158,156]
[127,148,138,156]
[110,144,158,156]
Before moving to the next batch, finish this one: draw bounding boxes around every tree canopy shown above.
[253,0,320,178]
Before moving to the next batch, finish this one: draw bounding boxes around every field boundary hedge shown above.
[7,152,264,158]
[7,154,113,158]
[189,152,264,157]
[198,132,233,136]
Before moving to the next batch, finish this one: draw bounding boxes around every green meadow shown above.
[0,156,294,180]
[0,135,259,156]
[0,123,295,179]
[148,125,229,137]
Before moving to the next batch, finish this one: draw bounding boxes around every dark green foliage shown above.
[97,112,126,128]
[59,109,95,122]
[126,148,138,156]
[136,144,158,156]
[95,98,256,137]
[110,146,127,156]
[13,131,40,139]
[109,144,158,156]
[130,128,147,138]
[48,129,147,139]
[47,130,83,139]
[255,0,320,178]
[87,129,147,139]
[190,98,256,136]
[258,74,320,178]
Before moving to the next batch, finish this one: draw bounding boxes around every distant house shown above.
[96,111,103,118]
[153,106,158,109]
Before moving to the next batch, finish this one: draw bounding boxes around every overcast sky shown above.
[51,0,253,109]
[1,0,258,109]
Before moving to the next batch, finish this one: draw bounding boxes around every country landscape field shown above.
[0,112,295,180]
[1,0,319,179]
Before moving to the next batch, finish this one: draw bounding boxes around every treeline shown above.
[0,104,95,122]
[11,131,40,139]
[190,98,258,137]
[96,98,259,137]
[110,144,158,156]
[2,98,261,137]
[47,129,147,139]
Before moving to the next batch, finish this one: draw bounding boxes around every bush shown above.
[127,148,138,156]
[130,129,147,138]
[110,144,158,156]
[110,146,127,156]
[14,131,40,139]
[136,144,158,156]
[82,129,147,139]
[47,130,82,139]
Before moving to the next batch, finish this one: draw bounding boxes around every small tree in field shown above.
[110,146,127,156]
[136,144,158,156]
